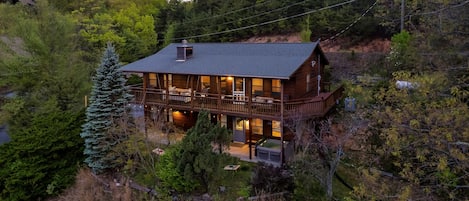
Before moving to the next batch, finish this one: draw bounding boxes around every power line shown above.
[410,0,468,17]
[172,0,309,35]
[325,0,378,42]
[174,0,274,26]
[173,0,357,41]
[376,0,468,24]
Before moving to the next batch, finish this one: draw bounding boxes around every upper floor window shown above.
[252,78,263,96]
[234,77,244,91]
[306,74,311,92]
[164,74,172,88]
[221,77,228,93]
[201,76,210,91]
[149,73,157,87]
[272,79,281,99]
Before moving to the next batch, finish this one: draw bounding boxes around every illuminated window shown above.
[252,118,263,135]
[306,74,311,92]
[252,78,263,96]
[221,77,228,93]
[149,73,157,87]
[201,76,210,90]
[272,79,281,99]
[164,74,172,88]
[221,115,227,127]
[235,118,249,131]
[272,120,281,137]
[234,77,244,91]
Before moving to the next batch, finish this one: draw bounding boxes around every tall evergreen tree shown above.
[80,43,132,174]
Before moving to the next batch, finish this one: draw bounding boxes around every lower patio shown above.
[142,127,287,166]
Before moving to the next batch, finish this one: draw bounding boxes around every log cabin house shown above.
[121,41,343,165]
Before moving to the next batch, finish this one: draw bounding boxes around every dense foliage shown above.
[364,71,469,199]
[161,0,386,42]
[81,43,132,174]
[251,163,294,195]
[0,2,89,200]
[157,111,232,193]
[346,31,468,201]
[0,110,84,200]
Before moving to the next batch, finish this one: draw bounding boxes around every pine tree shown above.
[80,43,133,174]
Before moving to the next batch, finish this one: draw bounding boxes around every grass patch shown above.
[333,163,360,199]
[209,160,256,201]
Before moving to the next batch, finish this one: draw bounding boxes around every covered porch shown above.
[129,84,344,120]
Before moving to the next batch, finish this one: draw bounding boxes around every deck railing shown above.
[128,85,343,119]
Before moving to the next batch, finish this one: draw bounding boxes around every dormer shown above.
[176,39,193,62]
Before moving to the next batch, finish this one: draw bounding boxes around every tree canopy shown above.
[0,2,91,200]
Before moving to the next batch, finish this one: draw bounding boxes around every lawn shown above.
[333,162,360,199]
[209,160,256,201]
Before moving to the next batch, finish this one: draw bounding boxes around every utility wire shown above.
[173,0,357,41]
[174,0,274,26]
[325,0,378,42]
[410,0,468,16]
[376,0,468,23]
[172,0,309,34]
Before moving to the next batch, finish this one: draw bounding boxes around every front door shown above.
[233,118,248,143]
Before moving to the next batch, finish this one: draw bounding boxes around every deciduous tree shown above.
[287,114,357,200]
[362,71,469,200]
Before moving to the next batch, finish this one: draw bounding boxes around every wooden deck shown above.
[129,86,344,120]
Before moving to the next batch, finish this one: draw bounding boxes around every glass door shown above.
[232,77,245,104]
[233,118,249,143]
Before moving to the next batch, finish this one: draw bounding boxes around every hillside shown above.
[243,33,391,81]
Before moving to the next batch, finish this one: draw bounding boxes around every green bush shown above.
[155,146,198,193]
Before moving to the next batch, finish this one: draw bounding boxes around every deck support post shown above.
[217,76,222,109]
[280,81,285,164]
[248,117,252,160]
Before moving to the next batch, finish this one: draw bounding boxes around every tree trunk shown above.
[326,170,333,199]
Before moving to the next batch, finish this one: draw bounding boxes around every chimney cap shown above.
[181,39,188,46]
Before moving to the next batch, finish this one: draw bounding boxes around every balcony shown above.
[128,85,343,120]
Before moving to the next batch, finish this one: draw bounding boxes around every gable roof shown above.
[121,42,328,79]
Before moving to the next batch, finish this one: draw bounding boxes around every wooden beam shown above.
[249,117,252,160]
[280,80,285,164]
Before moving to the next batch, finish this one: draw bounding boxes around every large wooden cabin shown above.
[121,41,343,164]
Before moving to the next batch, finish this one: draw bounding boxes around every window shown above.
[252,78,263,96]
[272,79,281,99]
[220,77,229,94]
[235,118,249,131]
[149,73,157,87]
[252,118,263,135]
[234,77,244,91]
[306,74,311,92]
[201,76,210,91]
[272,120,281,137]
[164,74,172,88]
[221,115,227,127]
